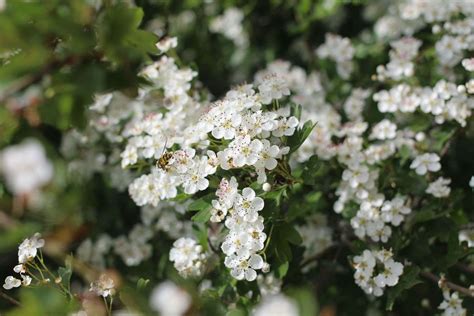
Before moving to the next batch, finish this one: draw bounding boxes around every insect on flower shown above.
[156,138,173,171]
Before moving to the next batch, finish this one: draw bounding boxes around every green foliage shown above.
[385,265,422,311]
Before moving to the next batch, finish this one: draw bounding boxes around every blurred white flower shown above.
[0,139,53,195]
[150,281,191,316]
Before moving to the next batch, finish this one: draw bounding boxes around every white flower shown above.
[426,177,451,198]
[210,200,228,223]
[169,237,207,278]
[150,281,191,316]
[13,264,26,274]
[90,274,115,297]
[3,276,21,290]
[462,58,474,71]
[459,229,474,248]
[18,233,45,264]
[181,157,213,194]
[211,109,242,140]
[0,139,53,195]
[370,119,397,140]
[255,140,280,183]
[156,37,178,53]
[373,259,404,287]
[410,153,441,175]
[209,7,248,47]
[438,290,466,316]
[226,254,264,281]
[352,249,404,296]
[235,188,265,222]
[258,74,290,104]
[120,145,138,168]
[216,177,239,208]
[272,116,299,137]
[21,275,32,286]
[342,164,370,189]
[469,176,474,188]
[252,294,299,316]
[231,136,263,167]
[316,33,354,79]
[381,197,411,226]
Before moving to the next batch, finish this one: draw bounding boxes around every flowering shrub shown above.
[1,1,474,315]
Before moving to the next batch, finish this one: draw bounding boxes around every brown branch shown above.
[420,271,474,298]
[300,243,342,269]
[455,263,474,276]
[0,290,21,306]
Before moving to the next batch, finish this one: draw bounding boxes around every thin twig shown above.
[300,243,341,269]
[420,271,474,297]
[455,263,474,275]
[0,290,21,306]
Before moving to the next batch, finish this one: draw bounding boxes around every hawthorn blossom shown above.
[18,233,45,264]
[90,274,115,298]
[234,187,265,222]
[3,276,21,290]
[410,153,441,175]
[426,177,451,198]
[169,237,207,278]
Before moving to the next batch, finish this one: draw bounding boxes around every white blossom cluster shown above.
[209,7,248,48]
[216,178,268,281]
[376,36,422,81]
[2,233,44,290]
[316,33,354,79]
[76,234,112,269]
[438,289,467,316]
[115,44,301,280]
[426,177,451,198]
[169,237,208,278]
[113,224,153,266]
[256,273,282,297]
[352,249,404,297]
[76,202,193,268]
[373,80,473,127]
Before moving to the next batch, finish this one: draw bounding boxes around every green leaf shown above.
[386,265,422,311]
[188,197,212,212]
[192,223,209,251]
[281,223,303,245]
[57,256,72,293]
[276,261,289,278]
[287,120,316,155]
[191,207,211,223]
